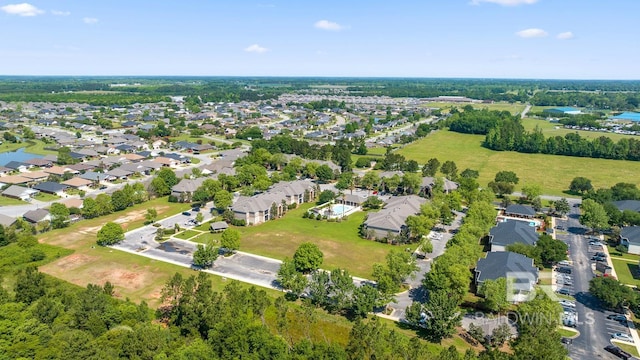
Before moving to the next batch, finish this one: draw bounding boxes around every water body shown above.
[0,148,43,167]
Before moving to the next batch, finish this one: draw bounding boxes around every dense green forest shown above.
[0,77,639,109]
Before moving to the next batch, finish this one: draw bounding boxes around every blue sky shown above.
[0,0,638,79]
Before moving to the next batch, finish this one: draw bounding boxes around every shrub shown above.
[302,212,309,219]
[316,214,322,220]
[168,195,178,203]
[231,219,246,226]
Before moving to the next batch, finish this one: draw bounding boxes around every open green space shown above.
[174,229,201,240]
[557,327,579,338]
[423,101,526,115]
[235,204,402,278]
[34,192,60,202]
[611,258,640,287]
[397,130,640,196]
[612,340,640,357]
[0,139,58,156]
[0,196,26,206]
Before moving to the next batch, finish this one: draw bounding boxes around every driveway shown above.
[388,210,466,320]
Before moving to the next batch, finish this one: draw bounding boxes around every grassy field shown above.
[557,327,579,338]
[0,139,58,156]
[234,204,402,278]
[423,101,527,115]
[0,196,26,206]
[612,340,640,357]
[610,258,640,287]
[34,192,60,202]
[174,229,201,240]
[397,130,640,196]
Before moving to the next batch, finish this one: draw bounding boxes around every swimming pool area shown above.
[310,202,360,219]
[329,204,355,217]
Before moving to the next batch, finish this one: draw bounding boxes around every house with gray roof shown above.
[23,209,51,224]
[171,177,207,202]
[363,195,427,240]
[232,180,316,225]
[0,214,17,227]
[620,226,640,255]
[2,185,39,201]
[420,176,459,196]
[489,221,538,252]
[209,221,229,233]
[475,251,538,302]
[33,181,69,196]
[613,200,640,213]
[504,204,536,219]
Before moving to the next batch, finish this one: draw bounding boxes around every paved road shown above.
[521,104,532,119]
[556,205,621,359]
[389,210,465,320]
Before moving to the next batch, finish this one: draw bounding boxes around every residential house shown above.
[171,177,207,202]
[504,204,536,219]
[44,165,77,177]
[420,176,459,196]
[362,195,427,240]
[0,214,17,227]
[5,161,30,172]
[33,181,69,196]
[61,177,93,190]
[489,221,538,252]
[1,185,39,201]
[21,171,49,183]
[613,200,640,213]
[60,198,84,209]
[105,168,133,180]
[620,226,640,255]
[79,171,112,183]
[475,251,538,302]
[153,156,180,167]
[23,158,54,168]
[0,175,31,185]
[66,163,94,172]
[152,139,167,150]
[232,180,316,225]
[23,209,51,224]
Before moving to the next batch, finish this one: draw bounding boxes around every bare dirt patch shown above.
[44,253,99,271]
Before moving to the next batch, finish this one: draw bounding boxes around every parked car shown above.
[605,345,632,359]
[558,260,571,266]
[612,333,634,342]
[557,288,571,296]
[557,267,572,274]
[191,207,200,212]
[559,300,576,308]
[182,211,191,216]
[608,314,628,322]
[591,255,606,262]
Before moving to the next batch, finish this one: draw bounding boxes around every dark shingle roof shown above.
[621,226,640,246]
[490,221,538,247]
[505,204,536,217]
[33,181,69,194]
[613,200,640,213]
[476,251,538,291]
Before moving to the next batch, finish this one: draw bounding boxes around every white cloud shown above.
[471,0,538,5]
[244,44,269,53]
[83,17,99,24]
[516,28,548,38]
[557,31,574,40]
[51,10,70,16]
[0,3,44,16]
[314,20,344,31]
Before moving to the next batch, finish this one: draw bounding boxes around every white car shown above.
[612,333,634,342]
[559,300,576,308]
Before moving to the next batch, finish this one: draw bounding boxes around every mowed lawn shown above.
[423,101,526,115]
[397,130,640,196]
[236,204,394,278]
